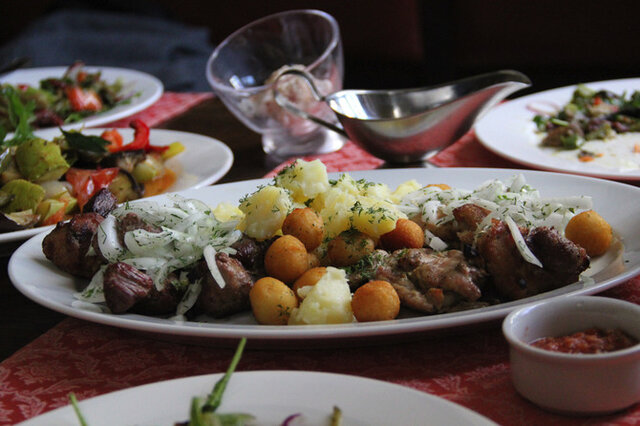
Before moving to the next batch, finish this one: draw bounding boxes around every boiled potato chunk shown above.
[350,197,400,237]
[239,185,292,240]
[314,186,357,238]
[212,202,244,222]
[293,267,327,300]
[288,267,354,325]
[274,159,330,203]
[389,180,421,203]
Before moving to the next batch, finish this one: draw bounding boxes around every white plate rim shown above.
[0,65,163,131]
[0,128,233,244]
[8,167,640,342]
[18,370,496,425]
[475,77,640,180]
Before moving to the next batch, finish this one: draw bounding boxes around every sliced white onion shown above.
[204,245,226,289]
[504,215,543,268]
[74,265,106,303]
[176,279,202,315]
[424,228,448,251]
[96,215,125,262]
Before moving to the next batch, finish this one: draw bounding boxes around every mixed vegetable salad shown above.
[533,84,640,160]
[0,61,133,132]
[0,114,184,233]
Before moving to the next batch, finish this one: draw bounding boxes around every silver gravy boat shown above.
[274,69,531,163]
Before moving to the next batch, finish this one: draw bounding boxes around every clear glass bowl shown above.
[206,9,345,158]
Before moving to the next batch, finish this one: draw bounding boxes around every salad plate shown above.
[0,66,163,131]
[0,128,233,244]
[18,371,496,425]
[475,78,640,180]
[8,168,640,345]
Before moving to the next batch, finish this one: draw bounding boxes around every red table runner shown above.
[1,94,639,425]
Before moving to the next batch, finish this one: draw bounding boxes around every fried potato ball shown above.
[327,229,375,267]
[264,235,309,284]
[565,210,613,257]
[380,218,425,251]
[426,183,451,190]
[250,277,298,325]
[282,207,324,251]
[351,280,400,322]
[307,252,321,269]
[293,267,327,300]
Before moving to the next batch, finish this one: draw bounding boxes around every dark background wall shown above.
[1,0,639,94]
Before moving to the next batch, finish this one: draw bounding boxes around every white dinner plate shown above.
[18,371,496,425]
[0,66,163,131]
[8,168,640,346]
[0,128,233,244]
[475,78,640,180]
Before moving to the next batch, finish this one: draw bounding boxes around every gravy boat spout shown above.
[274,69,531,163]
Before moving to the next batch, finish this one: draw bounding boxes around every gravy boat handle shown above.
[273,69,348,137]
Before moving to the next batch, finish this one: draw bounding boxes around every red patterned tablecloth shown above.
[1,94,639,425]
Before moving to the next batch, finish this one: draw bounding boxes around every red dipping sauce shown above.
[530,328,638,354]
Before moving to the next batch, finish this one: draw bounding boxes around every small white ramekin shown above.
[502,295,640,415]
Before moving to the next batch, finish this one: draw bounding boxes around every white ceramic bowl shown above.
[502,295,640,415]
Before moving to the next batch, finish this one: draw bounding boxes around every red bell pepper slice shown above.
[110,119,169,153]
[66,167,119,210]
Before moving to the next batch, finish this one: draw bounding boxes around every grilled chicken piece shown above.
[420,203,491,247]
[452,204,491,246]
[193,252,254,318]
[348,248,486,314]
[376,260,445,313]
[409,250,483,301]
[477,221,589,300]
[42,213,105,278]
[102,262,183,315]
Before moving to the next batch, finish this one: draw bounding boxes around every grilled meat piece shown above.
[194,252,254,318]
[477,221,589,300]
[103,262,153,313]
[83,188,118,217]
[91,212,162,262]
[453,204,491,246]
[409,250,483,301]
[118,212,162,239]
[230,236,273,276]
[42,213,105,278]
[376,258,445,313]
[348,248,486,314]
[102,262,183,315]
[420,203,491,247]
